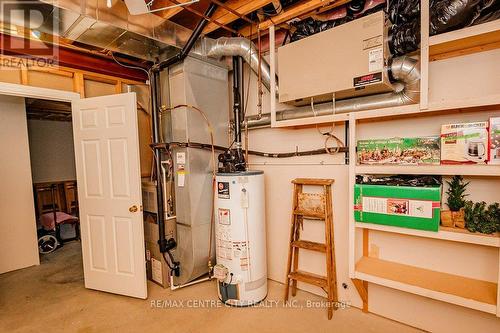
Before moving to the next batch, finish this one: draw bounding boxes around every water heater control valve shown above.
[213,264,229,281]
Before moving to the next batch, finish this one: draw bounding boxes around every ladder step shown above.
[292,178,334,186]
[293,210,325,219]
[288,271,328,288]
[291,240,326,252]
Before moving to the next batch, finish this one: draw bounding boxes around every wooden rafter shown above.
[203,0,273,34]
[238,0,349,37]
[151,0,194,19]
[168,0,240,34]
[210,0,256,25]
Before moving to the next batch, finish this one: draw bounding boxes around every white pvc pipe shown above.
[170,275,212,291]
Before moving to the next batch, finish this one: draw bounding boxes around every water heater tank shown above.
[214,171,267,306]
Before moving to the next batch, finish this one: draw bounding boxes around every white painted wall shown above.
[0,95,39,273]
[242,50,500,332]
[27,119,76,183]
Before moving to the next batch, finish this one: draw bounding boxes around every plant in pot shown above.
[441,175,469,228]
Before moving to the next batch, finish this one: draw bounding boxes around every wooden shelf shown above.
[427,94,500,113]
[429,20,500,61]
[355,256,498,314]
[355,223,500,248]
[355,164,500,177]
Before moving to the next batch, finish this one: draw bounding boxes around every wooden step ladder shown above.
[284,178,338,319]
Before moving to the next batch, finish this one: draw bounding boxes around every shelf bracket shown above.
[352,278,368,313]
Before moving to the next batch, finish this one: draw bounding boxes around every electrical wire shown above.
[153,141,348,157]
[109,51,156,181]
[310,97,345,155]
[110,52,151,83]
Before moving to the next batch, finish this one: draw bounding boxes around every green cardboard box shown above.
[357,137,440,165]
[354,184,441,231]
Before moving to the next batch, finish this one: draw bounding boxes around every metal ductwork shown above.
[0,0,194,61]
[246,56,420,128]
[205,37,277,93]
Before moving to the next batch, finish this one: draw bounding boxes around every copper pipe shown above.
[257,28,263,119]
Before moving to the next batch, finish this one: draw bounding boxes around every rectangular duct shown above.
[18,0,195,60]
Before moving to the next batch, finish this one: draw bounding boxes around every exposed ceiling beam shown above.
[203,0,273,34]
[210,0,256,25]
[0,33,149,82]
[152,0,194,19]
[238,0,350,37]
[168,0,240,35]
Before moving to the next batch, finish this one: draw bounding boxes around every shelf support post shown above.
[420,0,430,109]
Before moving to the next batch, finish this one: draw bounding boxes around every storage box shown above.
[357,137,440,165]
[354,184,441,231]
[143,213,176,288]
[489,117,500,165]
[440,122,489,164]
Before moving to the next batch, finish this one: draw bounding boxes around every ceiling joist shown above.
[150,0,353,40]
[152,0,194,19]
[203,0,273,34]
[238,0,349,37]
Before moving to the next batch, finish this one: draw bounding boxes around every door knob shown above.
[129,205,138,213]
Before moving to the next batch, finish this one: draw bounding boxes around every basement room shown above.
[0,1,499,332]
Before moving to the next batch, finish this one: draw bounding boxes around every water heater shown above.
[214,171,267,306]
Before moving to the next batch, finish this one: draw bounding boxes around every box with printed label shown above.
[354,184,441,231]
[440,122,489,164]
[489,117,500,165]
[143,213,176,288]
[357,137,440,165]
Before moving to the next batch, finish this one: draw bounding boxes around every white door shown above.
[72,92,147,299]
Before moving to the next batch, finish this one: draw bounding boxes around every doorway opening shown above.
[1,84,147,299]
[25,98,81,260]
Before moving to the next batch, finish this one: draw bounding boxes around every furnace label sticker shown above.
[218,182,230,199]
[218,208,231,225]
[176,152,186,165]
[151,257,163,284]
[362,35,383,50]
[368,48,383,72]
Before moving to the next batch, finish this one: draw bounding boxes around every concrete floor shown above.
[0,242,423,333]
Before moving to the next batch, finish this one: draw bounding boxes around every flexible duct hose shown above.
[206,37,278,94]
[246,56,420,128]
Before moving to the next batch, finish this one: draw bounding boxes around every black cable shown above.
[162,252,175,270]
[152,141,348,158]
